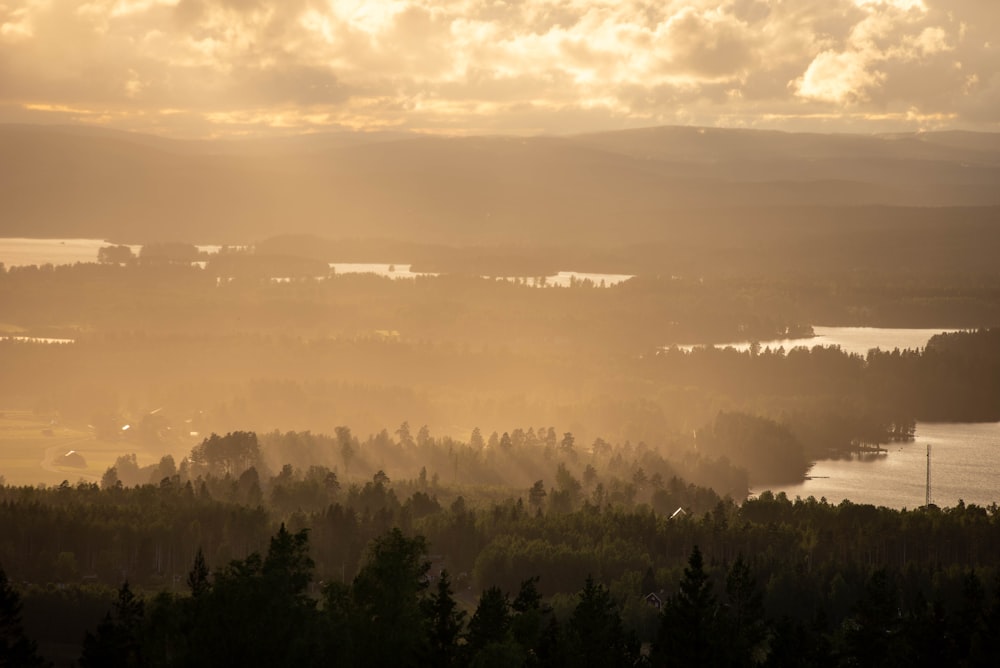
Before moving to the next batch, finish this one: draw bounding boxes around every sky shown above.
[0,0,997,138]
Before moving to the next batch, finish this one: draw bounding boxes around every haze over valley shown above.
[3,123,1000,249]
[2,1,1000,666]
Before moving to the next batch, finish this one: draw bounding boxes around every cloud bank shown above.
[1,0,996,136]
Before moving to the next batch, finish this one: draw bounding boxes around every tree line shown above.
[6,420,1000,596]
[4,458,1000,663]
[5,516,1000,667]
[7,330,999,490]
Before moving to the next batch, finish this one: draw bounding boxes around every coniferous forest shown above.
[4,486,1000,667]
[2,240,1000,665]
[4,0,1000,661]
[2,126,1000,666]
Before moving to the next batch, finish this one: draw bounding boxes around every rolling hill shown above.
[1,123,998,250]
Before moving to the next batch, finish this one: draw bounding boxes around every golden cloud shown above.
[0,0,995,136]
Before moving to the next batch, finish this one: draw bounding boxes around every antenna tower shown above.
[925,443,932,506]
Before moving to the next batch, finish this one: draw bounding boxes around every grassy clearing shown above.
[0,410,161,487]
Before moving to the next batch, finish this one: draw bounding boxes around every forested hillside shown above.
[4,476,1000,666]
[2,125,999,252]
[2,160,1000,664]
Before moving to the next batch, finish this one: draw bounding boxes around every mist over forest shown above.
[2,122,1000,667]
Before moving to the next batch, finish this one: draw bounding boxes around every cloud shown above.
[795,50,885,104]
[0,0,996,136]
[659,5,757,78]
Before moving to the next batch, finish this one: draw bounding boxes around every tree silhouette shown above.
[466,585,511,661]
[80,580,144,668]
[510,576,547,653]
[0,568,48,667]
[186,548,210,598]
[351,528,430,667]
[720,554,767,667]
[528,480,547,511]
[653,545,717,666]
[567,576,638,668]
[422,570,465,667]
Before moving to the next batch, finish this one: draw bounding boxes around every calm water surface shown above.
[764,422,1000,509]
[525,271,633,288]
[0,238,141,267]
[329,263,633,287]
[0,336,74,344]
[328,263,435,279]
[2,240,633,287]
[0,238,222,267]
[6,239,990,509]
[681,326,962,356]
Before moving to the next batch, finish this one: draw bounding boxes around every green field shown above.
[0,410,161,487]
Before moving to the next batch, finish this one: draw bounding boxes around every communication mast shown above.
[925,444,932,507]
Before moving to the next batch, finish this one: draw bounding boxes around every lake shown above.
[679,326,963,357]
[721,326,993,509]
[5,240,990,508]
[763,422,1000,509]
[2,239,634,287]
[0,238,221,267]
[0,336,75,344]
[328,263,634,287]
[328,263,436,279]
[520,271,634,288]
[0,238,141,267]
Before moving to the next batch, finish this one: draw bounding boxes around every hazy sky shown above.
[1,0,997,137]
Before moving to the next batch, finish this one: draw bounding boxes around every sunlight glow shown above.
[854,0,926,11]
[0,0,995,135]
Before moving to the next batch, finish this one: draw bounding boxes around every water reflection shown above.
[2,240,634,289]
[679,326,962,357]
[327,263,633,287]
[0,336,75,344]
[511,271,634,288]
[0,238,221,267]
[328,263,436,279]
[763,422,1000,509]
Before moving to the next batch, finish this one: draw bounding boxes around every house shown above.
[645,592,663,610]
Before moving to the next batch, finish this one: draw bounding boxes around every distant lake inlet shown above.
[0,239,634,288]
[765,422,1000,509]
[677,326,963,357]
[0,237,221,267]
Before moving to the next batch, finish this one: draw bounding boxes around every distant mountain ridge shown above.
[1,123,998,244]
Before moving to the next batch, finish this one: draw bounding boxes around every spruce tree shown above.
[0,568,48,667]
[653,545,718,666]
[423,570,465,667]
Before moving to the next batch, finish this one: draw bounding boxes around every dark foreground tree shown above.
[566,576,639,668]
[144,525,323,668]
[465,585,515,666]
[510,576,547,656]
[186,548,210,598]
[351,528,430,667]
[653,545,718,666]
[0,568,48,667]
[422,570,465,668]
[79,581,144,668]
[719,554,768,667]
